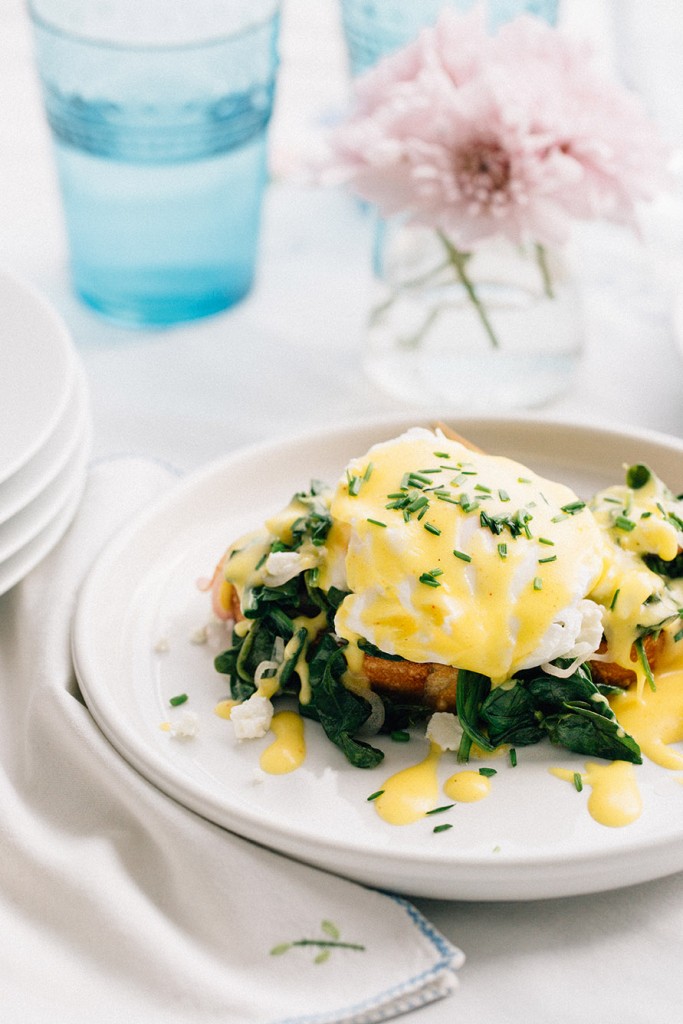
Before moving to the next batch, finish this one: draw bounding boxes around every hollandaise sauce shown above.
[550,761,642,828]
[443,769,492,803]
[373,745,495,824]
[610,668,683,771]
[374,744,441,825]
[259,711,306,775]
[214,699,239,720]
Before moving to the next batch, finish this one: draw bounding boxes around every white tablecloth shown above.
[1,0,683,1020]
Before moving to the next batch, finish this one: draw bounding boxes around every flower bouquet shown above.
[323,8,666,407]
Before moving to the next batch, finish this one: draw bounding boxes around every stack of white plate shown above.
[0,270,91,598]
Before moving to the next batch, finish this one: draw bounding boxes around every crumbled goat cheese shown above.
[231,694,274,740]
[263,550,307,587]
[169,711,199,739]
[426,712,463,751]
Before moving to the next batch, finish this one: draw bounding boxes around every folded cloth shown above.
[0,457,464,1024]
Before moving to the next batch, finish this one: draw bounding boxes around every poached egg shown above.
[321,428,606,684]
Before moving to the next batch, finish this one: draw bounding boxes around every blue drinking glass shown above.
[340,0,559,77]
[28,1,281,327]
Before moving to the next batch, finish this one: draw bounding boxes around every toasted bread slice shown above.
[362,654,458,711]
[589,632,665,689]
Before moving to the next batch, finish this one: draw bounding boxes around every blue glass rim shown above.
[26,0,281,53]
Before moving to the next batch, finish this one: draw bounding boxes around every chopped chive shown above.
[347,474,362,496]
[432,823,453,834]
[417,505,429,520]
[533,577,543,591]
[424,522,441,536]
[169,694,188,707]
[538,555,557,564]
[478,767,497,778]
[426,804,455,815]
[419,572,441,587]
[363,462,374,481]
[498,489,510,502]
[674,628,683,643]
[518,477,531,484]
[428,567,444,576]
[573,772,583,792]
[410,472,435,485]
[539,537,554,546]
[386,491,406,499]
[615,515,636,532]
[497,542,507,559]
[453,549,472,562]
[407,495,429,513]
[254,552,269,570]
[474,483,492,494]
[433,451,451,459]
[367,518,387,528]
[509,748,517,767]
[390,730,411,743]
[450,473,467,487]
[561,501,586,514]
[634,637,656,691]
[367,790,385,802]
[602,496,622,504]
[418,468,442,475]
[551,513,569,523]
[435,493,460,505]
[308,566,320,586]
[610,588,620,610]
[640,511,652,519]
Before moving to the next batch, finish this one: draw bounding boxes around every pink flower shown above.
[325,8,667,248]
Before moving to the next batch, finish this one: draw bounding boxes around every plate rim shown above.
[0,267,77,485]
[71,413,683,899]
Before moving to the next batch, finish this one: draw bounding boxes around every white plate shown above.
[0,361,88,526]
[72,416,683,901]
[0,427,90,598]
[0,419,90,563]
[0,269,77,485]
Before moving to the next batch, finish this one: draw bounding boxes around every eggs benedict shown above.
[209,428,682,769]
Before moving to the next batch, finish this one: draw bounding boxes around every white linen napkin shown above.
[0,456,464,1024]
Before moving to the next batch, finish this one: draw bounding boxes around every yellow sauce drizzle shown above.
[374,743,441,825]
[443,769,492,803]
[610,669,683,770]
[259,711,306,775]
[214,699,239,720]
[550,761,642,827]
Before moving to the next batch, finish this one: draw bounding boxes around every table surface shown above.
[2,0,683,1020]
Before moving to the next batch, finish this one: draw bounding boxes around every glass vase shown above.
[364,218,583,411]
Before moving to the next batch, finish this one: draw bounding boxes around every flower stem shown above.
[369,256,451,327]
[534,243,555,300]
[437,231,500,349]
